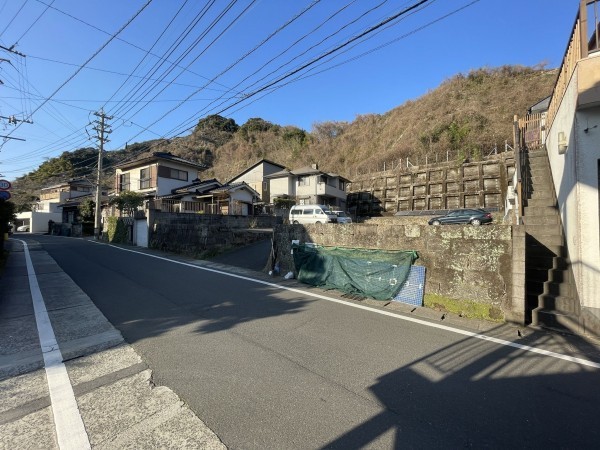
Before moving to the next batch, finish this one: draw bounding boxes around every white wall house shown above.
[15,178,93,232]
[227,159,286,203]
[543,2,600,316]
[115,152,204,197]
[266,164,350,210]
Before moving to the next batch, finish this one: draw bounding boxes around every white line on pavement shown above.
[94,241,600,370]
[19,240,91,450]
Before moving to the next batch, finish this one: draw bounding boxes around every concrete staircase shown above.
[522,148,580,333]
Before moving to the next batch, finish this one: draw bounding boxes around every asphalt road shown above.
[30,235,600,449]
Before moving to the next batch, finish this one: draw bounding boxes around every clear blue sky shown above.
[0,0,578,181]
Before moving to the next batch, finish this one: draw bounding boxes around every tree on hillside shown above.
[195,115,239,133]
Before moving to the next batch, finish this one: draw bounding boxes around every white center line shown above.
[19,240,91,450]
[99,241,600,370]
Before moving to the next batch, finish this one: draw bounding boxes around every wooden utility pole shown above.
[93,110,112,239]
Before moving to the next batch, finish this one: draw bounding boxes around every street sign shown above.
[0,179,11,190]
[0,190,11,200]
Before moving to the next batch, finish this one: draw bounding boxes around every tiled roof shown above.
[116,152,205,170]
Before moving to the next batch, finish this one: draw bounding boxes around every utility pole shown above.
[92,110,112,239]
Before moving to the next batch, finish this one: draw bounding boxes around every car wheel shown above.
[432,220,441,226]
[293,220,299,224]
[471,219,481,226]
[315,221,321,224]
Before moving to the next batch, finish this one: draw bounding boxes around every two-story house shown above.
[227,159,286,205]
[15,178,94,232]
[266,164,350,210]
[114,152,205,198]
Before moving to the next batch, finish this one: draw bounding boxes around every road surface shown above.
[27,235,600,449]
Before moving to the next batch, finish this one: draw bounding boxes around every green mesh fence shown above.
[292,244,418,300]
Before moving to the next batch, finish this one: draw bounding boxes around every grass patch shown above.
[424,293,504,322]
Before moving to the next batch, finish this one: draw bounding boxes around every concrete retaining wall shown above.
[273,223,526,324]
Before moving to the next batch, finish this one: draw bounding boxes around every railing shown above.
[149,199,215,213]
[546,0,599,130]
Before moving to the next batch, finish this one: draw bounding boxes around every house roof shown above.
[528,96,551,114]
[265,166,351,182]
[226,158,286,183]
[41,177,94,191]
[115,152,205,170]
[158,179,222,199]
[210,181,260,197]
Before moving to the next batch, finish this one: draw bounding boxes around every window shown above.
[157,165,188,181]
[119,173,130,192]
[303,209,314,215]
[140,168,151,189]
[298,176,309,186]
[339,181,346,191]
[169,168,188,181]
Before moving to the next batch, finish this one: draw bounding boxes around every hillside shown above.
[11,65,557,210]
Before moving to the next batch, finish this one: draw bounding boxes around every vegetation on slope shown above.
[10,65,557,210]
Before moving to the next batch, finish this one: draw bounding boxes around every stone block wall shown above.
[273,223,525,323]
[149,212,277,256]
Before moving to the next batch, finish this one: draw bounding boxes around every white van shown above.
[289,204,337,224]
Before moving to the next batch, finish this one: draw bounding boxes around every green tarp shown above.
[292,244,418,300]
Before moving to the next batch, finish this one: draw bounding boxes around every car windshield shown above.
[335,212,347,217]
[321,207,332,214]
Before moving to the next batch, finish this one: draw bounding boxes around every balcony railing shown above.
[547,0,599,130]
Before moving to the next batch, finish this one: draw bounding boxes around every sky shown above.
[0,0,581,181]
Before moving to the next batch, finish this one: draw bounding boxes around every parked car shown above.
[289,205,337,224]
[332,210,352,224]
[428,209,492,226]
[17,225,30,232]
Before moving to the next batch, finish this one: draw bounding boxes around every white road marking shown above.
[95,241,600,369]
[19,240,91,450]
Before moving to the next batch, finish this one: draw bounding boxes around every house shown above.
[15,178,93,232]
[541,1,600,332]
[512,1,600,336]
[149,178,260,216]
[265,163,351,210]
[227,159,286,204]
[114,152,205,198]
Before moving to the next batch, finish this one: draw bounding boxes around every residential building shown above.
[513,1,600,336]
[542,1,600,330]
[15,178,93,232]
[227,159,286,204]
[149,178,260,216]
[266,164,350,210]
[114,152,205,198]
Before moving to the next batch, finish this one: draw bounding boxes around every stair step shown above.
[529,190,555,201]
[527,150,549,159]
[526,280,573,298]
[526,234,564,248]
[527,255,569,270]
[523,215,560,225]
[523,205,559,216]
[531,308,582,334]
[526,267,569,283]
[527,198,558,208]
[538,294,579,314]
[530,167,550,176]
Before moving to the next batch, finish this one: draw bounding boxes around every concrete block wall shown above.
[273,223,525,324]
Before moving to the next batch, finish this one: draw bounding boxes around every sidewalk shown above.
[0,239,226,449]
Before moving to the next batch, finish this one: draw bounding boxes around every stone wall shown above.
[149,212,277,256]
[272,223,526,324]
